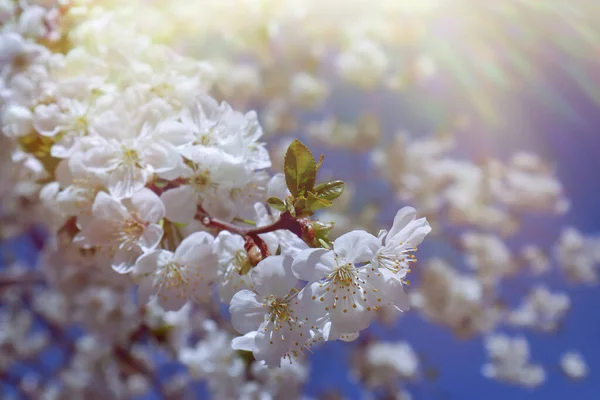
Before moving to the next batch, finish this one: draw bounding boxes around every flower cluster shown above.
[0,0,432,371]
[0,0,594,398]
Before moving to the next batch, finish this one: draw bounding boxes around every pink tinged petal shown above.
[386,206,417,242]
[232,331,257,352]
[137,276,156,305]
[139,224,163,251]
[291,248,336,282]
[131,188,165,223]
[229,290,265,334]
[160,185,197,224]
[333,231,380,264]
[134,250,171,275]
[112,248,141,274]
[175,231,216,268]
[251,255,298,299]
[108,165,150,199]
[78,217,116,246]
[91,191,129,221]
[157,286,188,311]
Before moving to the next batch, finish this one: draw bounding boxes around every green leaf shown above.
[267,197,286,212]
[284,139,316,197]
[306,191,333,211]
[313,180,345,201]
[316,154,325,171]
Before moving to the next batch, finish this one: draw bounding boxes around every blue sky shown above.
[303,53,600,400]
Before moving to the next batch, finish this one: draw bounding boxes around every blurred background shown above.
[2,0,600,399]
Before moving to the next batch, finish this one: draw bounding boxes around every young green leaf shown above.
[313,180,345,201]
[267,197,286,212]
[306,191,333,211]
[284,139,316,197]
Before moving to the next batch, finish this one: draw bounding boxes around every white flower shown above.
[365,341,419,380]
[178,95,270,171]
[1,104,33,137]
[160,147,251,223]
[76,188,165,273]
[134,231,217,310]
[230,255,310,367]
[373,206,431,275]
[560,351,588,380]
[482,334,545,388]
[213,231,256,303]
[507,286,570,332]
[81,96,188,199]
[292,231,386,341]
[33,98,92,158]
[179,328,245,382]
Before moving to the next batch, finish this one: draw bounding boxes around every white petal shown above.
[156,120,194,147]
[160,185,197,224]
[291,248,336,282]
[386,207,416,241]
[175,231,215,267]
[136,277,156,305]
[33,103,61,136]
[131,188,165,222]
[251,255,298,298]
[78,218,115,246]
[91,191,128,221]
[108,165,150,199]
[232,331,257,352]
[134,250,171,275]
[229,290,265,334]
[112,248,140,274]
[139,224,163,251]
[83,145,120,172]
[267,173,289,199]
[387,207,432,247]
[333,230,380,264]
[143,141,179,173]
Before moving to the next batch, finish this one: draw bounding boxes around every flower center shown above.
[377,242,417,274]
[158,262,188,291]
[189,169,214,191]
[268,298,292,324]
[121,147,141,167]
[233,249,252,275]
[328,262,357,288]
[114,213,146,251]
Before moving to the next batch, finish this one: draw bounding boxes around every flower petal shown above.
[175,231,215,268]
[232,331,257,352]
[291,248,336,282]
[251,255,298,299]
[333,230,379,264]
[139,224,163,251]
[131,187,165,223]
[160,185,197,224]
[229,290,265,334]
